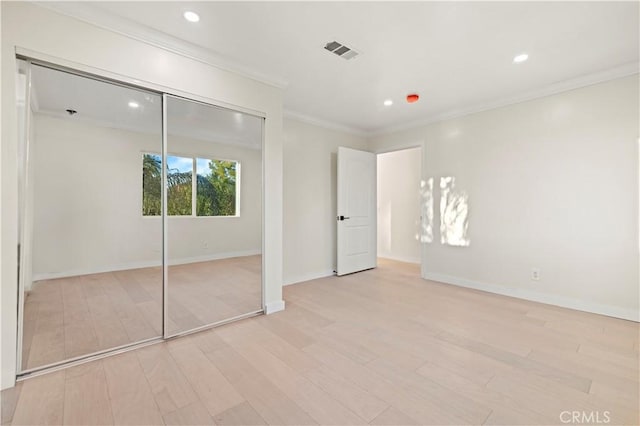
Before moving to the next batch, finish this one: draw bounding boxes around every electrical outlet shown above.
[531,268,540,281]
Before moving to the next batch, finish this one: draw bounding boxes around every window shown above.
[142,153,239,217]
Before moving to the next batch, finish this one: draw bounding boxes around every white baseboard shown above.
[32,249,261,281]
[423,272,639,322]
[265,300,285,314]
[168,250,261,266]
[378,254,421,265]
[284,269,335,286]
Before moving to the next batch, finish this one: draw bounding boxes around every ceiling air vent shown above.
[324,41,359,60]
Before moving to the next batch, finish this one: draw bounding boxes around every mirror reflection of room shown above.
[165,96,263,336]
[19,64,164,371]
[18,63,263,372]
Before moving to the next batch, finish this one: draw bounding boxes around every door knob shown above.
[337,215,350,221]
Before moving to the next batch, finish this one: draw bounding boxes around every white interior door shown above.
[337,147,377,276]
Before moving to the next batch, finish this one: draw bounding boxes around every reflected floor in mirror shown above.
[21,255,262,371]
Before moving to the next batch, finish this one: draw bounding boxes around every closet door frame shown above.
[162,93,266,340]
[15,56,266,380]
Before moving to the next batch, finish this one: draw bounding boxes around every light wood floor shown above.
[3,259,638,425]
[21,256,262,371]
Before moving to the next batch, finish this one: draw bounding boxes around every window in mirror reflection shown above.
[142,153,162,216]
[167,155,193,215]
[196,158,239,216]
[142,153,240,217]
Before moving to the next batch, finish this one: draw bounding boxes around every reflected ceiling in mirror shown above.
[30,64,262,149]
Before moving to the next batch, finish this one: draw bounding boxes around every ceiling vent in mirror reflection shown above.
[324,40,360,60]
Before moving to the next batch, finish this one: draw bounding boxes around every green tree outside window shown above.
[142,154,238,217]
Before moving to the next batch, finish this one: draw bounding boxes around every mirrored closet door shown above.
[164,95,263,337]
[17,62,163,372]
[16,59,265,375]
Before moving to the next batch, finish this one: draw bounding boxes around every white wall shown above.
[377,148,421,264]
[30,114,261,280]
[370,75,640,321]
[283,118,368,284]
[1,2,283,389]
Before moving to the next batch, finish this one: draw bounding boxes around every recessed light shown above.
[128,101,140,108]
[183,11,200,23]
[383,99,393,106]
[513,53,529,64]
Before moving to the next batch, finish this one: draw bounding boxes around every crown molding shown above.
[369,62,639,137]
[289,62,639,139]
[33,2,289,90]
[283,109,368,137]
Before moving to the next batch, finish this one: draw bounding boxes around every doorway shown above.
[376,147,422,264]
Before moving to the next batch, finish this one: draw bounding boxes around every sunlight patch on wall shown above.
[419,178,434,243]
[440,176,470,247]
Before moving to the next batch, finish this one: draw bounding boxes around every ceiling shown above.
[30,64,263,149]
[42,1,639,134]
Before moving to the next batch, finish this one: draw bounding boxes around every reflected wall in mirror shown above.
[18,63,163,371]
[165,96,263,336]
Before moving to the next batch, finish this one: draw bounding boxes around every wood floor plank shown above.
[213,402,266,426]
[305,365,389,422]
[369,406,420,425]
[205,347,317,425]
[302,342,468,424]
[162,401,214,425]
[254,314,316,349]
[0,382,22,425]
[11,371,64,425]
[487,372,638,425]
[26,326,65,369]
[225,339,367,424]
[366,357,492,424]
[483,406,550,425]
[588,381,640,412]
[578,342,640,371]
[102,351,164,425]
[416,360,554,425]
[216,319,321,374]
[167,342,244,417]
[136,343,199,415]
[187,329,229,354]
[63,361,114,425]
[528,348,639,396]
[438,330,593,392]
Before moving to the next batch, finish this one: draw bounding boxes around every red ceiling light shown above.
[406,94,420,103]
